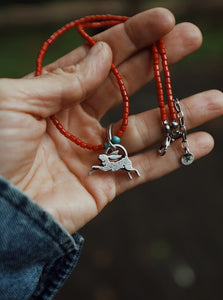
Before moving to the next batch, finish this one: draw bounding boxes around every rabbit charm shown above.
[89,144,140,179]
[89,125,140,179]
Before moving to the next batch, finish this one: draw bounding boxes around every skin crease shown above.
[0,8,222,234]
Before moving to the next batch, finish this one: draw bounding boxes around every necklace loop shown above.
[35,14,194,169]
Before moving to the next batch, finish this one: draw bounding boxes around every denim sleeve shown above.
[0,176,84,300]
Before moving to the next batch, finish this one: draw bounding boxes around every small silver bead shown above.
[171,121,179,129]
[163,121,170,133]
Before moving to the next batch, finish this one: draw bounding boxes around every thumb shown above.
[0,42,112,118]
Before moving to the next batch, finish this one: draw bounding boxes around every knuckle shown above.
[0,79,21,110]
[53,64,89,101]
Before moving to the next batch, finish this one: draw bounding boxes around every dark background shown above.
[0,1,222,299]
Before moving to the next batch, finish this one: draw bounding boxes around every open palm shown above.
[0,8,222,234]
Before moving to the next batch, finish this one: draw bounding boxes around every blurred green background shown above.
[1,1,222,299]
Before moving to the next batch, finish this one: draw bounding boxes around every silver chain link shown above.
[159,98,194,165]
[173,98,189,153]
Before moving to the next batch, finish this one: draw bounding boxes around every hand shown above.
[0,8,222,234]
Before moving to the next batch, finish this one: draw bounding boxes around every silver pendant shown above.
[181,152,194,166]
[89,125,140,179]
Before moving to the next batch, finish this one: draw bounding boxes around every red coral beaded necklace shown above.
[35,14,194,179]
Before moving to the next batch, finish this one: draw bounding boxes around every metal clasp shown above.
[158,135,172,156]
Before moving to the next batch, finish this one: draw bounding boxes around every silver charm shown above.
[89,125,140,179]
[181,152,194,166]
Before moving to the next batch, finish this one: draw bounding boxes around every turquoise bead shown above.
[104,142,110,149]
[112,136,121,144]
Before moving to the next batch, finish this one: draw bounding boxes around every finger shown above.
[44,8,175,73]
[0,42,112,118]
[114,131,214,195]
[83,22,202,119]
[113,90,223,154]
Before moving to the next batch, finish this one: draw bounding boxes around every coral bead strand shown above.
[157,38,177,121]
[152,43,167,122]
[152,39,176,123]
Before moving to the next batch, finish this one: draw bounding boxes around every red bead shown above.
[47,37,54,45]
[39,49,45,56]
[98,144,104,150]
[65,23,72,29]
[124,106,129,114]
[80,142,87,148]
[112,67,118,75]
[123,113,128,119]
[157,89,164,96]
[163,66,169,72]
[171,113,177,120]
[70,135,76,143]
[156,82,163,90]
[158,99,165,106]
[153,65,160,71]
[154,70,160,77]
[111,63,116,71]
[57,28,64,35]
[161,114,167,122]
[160,107,166,115]
[168,95,174,102]
[122,90,128,98]
[155,78,162,85]
[75,139,81,145]
[51,117,59,125]
[92,145,100,151]
[122,118,128,126]
[60,128,66,135]
[164,71,171,78]
[120,85,126,93]
[69,21,76,27]
[158,94,164,100]
[35,70,41,76]
[65,132,72,139]
[36,57,42,64]
[42,42,49,50]
[159,101,165,108]
[117,130,123,137]
[118,78,124,86]
[121,125,127,132]
[165,83,172,90]
[86,144,93,150]
[56,123,63,130]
